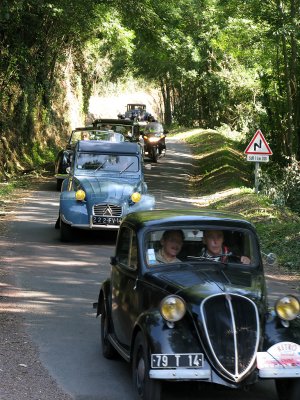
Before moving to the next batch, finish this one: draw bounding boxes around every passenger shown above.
[81,132,89,140]
[155,230,184,264]
[201,230,251,264]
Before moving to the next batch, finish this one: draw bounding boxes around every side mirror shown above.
[66,167,71,174]
[110,256,117,266]
[262,252,277,265]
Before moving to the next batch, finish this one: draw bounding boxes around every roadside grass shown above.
[175,128,300,274]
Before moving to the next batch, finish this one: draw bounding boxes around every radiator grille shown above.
[200,293,259,382]
[93,204,123,217]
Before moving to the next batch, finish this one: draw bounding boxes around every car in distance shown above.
[94,209,300,400]
[54,126,126,191]
[118,103,152,121]
[57,141,155,241]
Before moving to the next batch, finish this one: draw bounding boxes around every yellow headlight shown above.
[160,295,186,322]
[75,189,86,201]
[131,192,141,203]
[275,295,300,321]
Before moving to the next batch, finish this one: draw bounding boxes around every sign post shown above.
[244,130,272,193]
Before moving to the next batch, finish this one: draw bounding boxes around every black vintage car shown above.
[95,209,300,400]
[118,103,152,121]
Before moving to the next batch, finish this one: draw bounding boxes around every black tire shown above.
[151,147,159,163]
[100,302,117,359]
[60,219,73,242]
[275,378,300,400]
[56,179,62,191]
[132,332,161,400]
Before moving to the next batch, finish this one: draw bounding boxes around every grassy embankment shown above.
[173,128,300,274]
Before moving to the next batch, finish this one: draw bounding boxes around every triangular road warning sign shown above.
[244,130,273,155]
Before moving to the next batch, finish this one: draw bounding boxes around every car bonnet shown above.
[146,266,263,306]
[76,177,140,198]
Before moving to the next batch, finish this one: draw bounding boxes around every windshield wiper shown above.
[94,159,108,172]
[120,162,134,174]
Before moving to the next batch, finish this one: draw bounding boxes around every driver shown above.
[155,230,184,263]
[201,230,251,264]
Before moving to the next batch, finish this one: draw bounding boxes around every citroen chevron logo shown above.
[103,206,113,216]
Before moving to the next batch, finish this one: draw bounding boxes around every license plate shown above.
[92,216,121,225]
[151,353,203,369]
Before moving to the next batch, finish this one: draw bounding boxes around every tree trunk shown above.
[160,78,172,126]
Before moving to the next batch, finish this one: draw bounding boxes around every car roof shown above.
[122,209,256,231]
[76,140,141,154]
[73,126,94,132]
[92,118,137,126]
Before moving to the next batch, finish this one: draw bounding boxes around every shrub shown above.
[260,157,300,214]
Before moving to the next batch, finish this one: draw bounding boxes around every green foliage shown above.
[24,142,56,167]
[260,157,300,214]
[1,0,300,179]
[256,220,300,271]
[178,127,300,272]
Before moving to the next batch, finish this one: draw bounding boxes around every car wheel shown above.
[101,302,117,359]
[56,179,62,191]
[275,378,300,400]
[132,332,161,400]
[60,219,73,242]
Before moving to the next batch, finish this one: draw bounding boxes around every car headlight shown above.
[275,295,300,321]
[75,189,86,201]
[160,295,186,322]
[131,192,141,203]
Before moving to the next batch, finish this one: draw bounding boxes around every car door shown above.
[111,226,139,346]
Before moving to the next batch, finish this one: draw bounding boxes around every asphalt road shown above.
[1,138,284,399]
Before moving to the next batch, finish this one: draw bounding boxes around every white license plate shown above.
[92,216,121,225]
[151,353,203,369]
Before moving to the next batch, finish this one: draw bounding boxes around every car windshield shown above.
[95,124,134,137]
[75,152,139,173]
[145,227,258,267]
[70,130,125,145]
[128,104,146,111]
[144,123,163,134]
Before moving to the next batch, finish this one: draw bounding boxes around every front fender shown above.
[132,310,202,358]
[60,193,89,225]
[263,312,300,350]
[128,195,155,213]
[96,279,111,317]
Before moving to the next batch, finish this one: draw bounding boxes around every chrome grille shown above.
[200,293,259,382]
[93,204,123,217]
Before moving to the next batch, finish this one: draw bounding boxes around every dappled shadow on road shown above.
[145,138,197,209]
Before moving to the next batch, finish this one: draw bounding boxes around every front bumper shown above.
[61,214,121,230]
[149,368,211,380]
[259,367,300,378]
